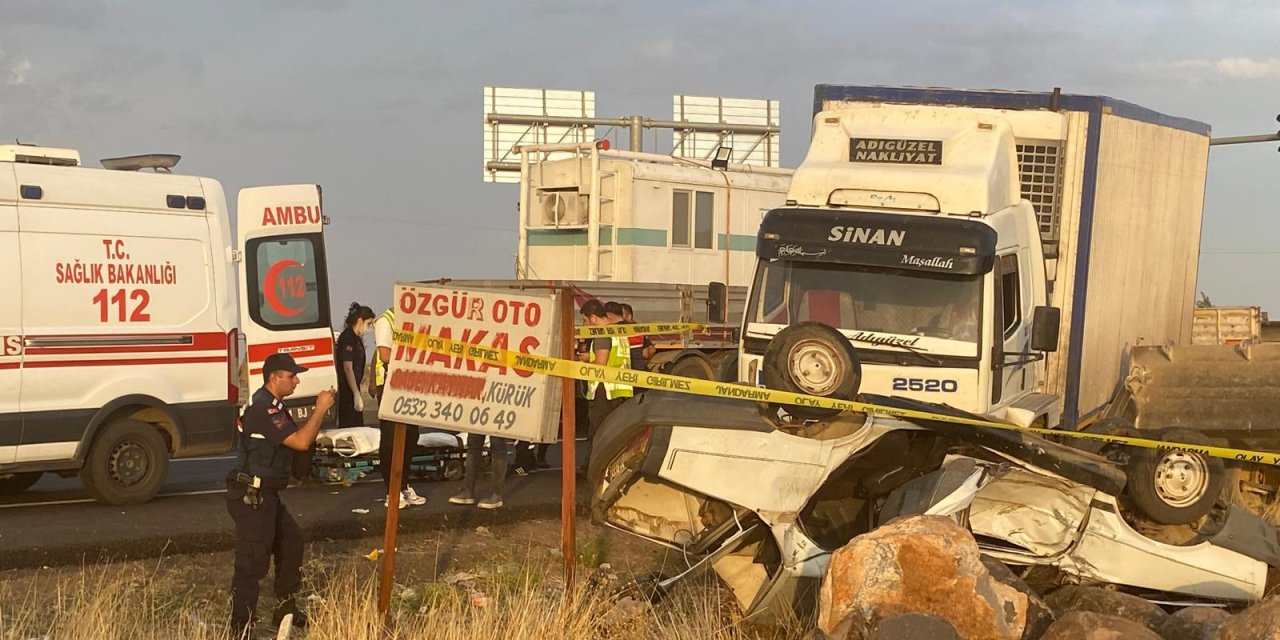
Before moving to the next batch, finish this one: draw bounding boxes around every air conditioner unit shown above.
[537,190,588,227]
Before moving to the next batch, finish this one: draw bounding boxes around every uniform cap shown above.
[263,353,308,376]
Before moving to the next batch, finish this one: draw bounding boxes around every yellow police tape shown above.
[395,331,1280,468]
[573,322,707,338]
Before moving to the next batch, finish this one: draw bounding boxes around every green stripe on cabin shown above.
[527,228,757,250]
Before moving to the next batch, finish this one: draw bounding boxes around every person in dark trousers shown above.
[448,434,513,509]
[621,302,655,372]
[227,354,335,639]
[335,302,375,427]
[369,307,426,509]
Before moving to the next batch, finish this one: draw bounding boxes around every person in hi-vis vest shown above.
[369,308,426,509]
[579,299,632,468]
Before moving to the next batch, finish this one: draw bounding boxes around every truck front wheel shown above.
[81,419,170,505]
[1127,428,1224,525]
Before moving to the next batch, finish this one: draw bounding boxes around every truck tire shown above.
[665,354,716,380]
[0,471,42,495]
[1127,428,1224,525]
[709,350,739,382]
[762,322,861,419]
[81,418,170,506]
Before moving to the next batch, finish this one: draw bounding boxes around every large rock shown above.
[1040,611,1161,639]
[1043,586,1167,630]
[1154,607,1230,640]
[1212,595,1280,639]
[870,613,960,639]
[982,556,1055,639]
[817,515,1030,640]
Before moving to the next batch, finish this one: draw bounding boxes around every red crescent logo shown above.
[263,259,305,317]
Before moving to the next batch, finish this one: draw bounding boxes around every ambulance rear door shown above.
[236,185,337,424]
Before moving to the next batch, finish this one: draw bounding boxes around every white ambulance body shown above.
[0,145,337,504]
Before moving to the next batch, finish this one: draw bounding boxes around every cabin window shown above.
[998,254,1021,337]
[672,189,715,249]
[694,191,714,249]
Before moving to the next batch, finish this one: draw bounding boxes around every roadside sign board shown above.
[378,282,563,443]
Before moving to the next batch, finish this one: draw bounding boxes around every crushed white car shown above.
[587,327,1280,623]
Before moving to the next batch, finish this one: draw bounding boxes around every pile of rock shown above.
[815,515,1279,640]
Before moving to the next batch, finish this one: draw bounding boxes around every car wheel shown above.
[1127,428,1224,525]
[762,322,861,419]
[81,419,170,505]
[0,471,43,495]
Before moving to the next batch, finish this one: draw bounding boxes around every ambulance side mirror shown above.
[1031,306,1061,352]
[707,282,727,324]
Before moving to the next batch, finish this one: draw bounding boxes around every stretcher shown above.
[310,427,484,486]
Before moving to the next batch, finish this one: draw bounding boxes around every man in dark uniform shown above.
[227,353,335,639]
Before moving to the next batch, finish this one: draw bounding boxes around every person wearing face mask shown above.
[335,303,376,427]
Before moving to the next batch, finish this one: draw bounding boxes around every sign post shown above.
[558,290,576,588]
[377,423,406,617]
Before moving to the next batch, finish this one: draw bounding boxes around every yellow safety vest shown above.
[373,308,395,387]
[586,336,633,400]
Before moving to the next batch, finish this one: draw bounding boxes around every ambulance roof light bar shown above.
[100,153,182,172]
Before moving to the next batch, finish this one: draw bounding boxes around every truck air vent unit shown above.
[0,144,81,166]
[1016,140,1065,257]
[538,190,588,227]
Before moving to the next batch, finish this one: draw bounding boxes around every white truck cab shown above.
[0,145,336,504]
[738,87,1209,429]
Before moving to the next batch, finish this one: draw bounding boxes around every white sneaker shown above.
[401,486,427,506]
[383,496,408,509]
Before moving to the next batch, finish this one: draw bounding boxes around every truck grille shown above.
[1016,140,1065,257]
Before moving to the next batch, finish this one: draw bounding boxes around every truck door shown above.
[991,253,1031,406]
[236,185,337,423]
[0,174,20,464]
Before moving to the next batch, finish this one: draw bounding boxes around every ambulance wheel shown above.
[762,322,861,419]
[0,472,42,495]
[81,419,170,506]
[1127,428,1224,525]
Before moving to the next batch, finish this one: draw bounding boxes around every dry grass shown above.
[0,522,804,640]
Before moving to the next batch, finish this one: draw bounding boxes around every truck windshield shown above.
[748,259,983,354]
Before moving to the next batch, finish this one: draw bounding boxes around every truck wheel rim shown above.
[109,441,151,487]
[788,340,842,396]
[1153,452,1209,508]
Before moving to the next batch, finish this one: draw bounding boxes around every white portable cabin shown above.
[514,144,792,291]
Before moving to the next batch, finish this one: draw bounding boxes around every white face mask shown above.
[356,322,371,336]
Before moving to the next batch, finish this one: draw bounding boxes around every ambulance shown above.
[0,145,337,504]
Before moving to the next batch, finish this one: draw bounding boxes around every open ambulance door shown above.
[236,185,338,425]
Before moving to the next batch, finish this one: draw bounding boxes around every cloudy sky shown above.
[3,0,1279,320]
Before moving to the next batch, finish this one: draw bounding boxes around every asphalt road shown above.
[0,444,584,570]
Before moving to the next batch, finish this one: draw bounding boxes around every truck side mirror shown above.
[1031,306,1060,352]
[707,281,727,324]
